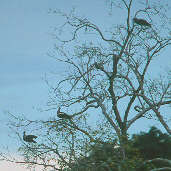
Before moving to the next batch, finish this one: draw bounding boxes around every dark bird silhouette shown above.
[134,105,143,112]
[94,62,104,70]
[133,18,151,27]
[57,107,72,119]
[23,131,37,143]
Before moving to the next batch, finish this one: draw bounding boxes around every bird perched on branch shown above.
[23,131,37,143]
[94,62,104,70]
[133,18,151,27]
[134,105,143,112]
[57,107,72,119]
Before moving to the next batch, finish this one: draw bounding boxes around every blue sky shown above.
[0,0,171,170]
[0,0,115,154]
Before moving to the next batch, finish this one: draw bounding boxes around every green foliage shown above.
[68,127,171,171]
[69,141,153,171]
[132,126,171,160]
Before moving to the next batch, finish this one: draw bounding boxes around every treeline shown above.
[67,127,171,171]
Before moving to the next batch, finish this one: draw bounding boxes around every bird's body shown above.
[134,105,143,112]
[23,131,37,143]
[133,18,151,27]
[57,107,72,119]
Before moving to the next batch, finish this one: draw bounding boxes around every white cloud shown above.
[0,160,45,171]
[0,160,28,171]
[0,153,57,171]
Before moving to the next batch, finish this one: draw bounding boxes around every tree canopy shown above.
[132,126,171,160]
[69,127,171,171]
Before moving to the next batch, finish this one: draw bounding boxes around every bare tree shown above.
[1,0,171,170]
[50,0,171,154]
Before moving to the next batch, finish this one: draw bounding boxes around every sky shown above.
[0,0,171,170]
